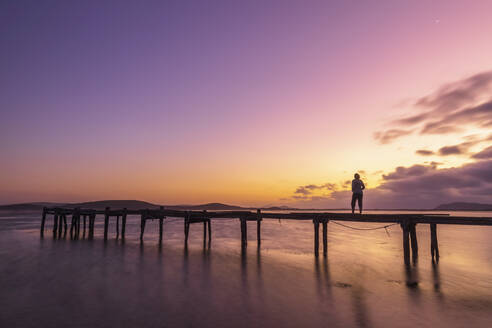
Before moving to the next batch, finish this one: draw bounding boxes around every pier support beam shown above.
[430,223,440,262]
[53,214,58,237]
[70,214,76,239]
[83,215,87,238]
[313,218,320,257]
[58,215,64,238]
[240,217,247,247]
[401,222,411,265]
[121,208,127,240]
[140,214,147,242]
[322,219,328,257]
[63,215,68,237]
[104,207,110,241]
[116,215,120,239]
[184,213,190,244]
[75,210,80,238]
[88,214,94,239]
[40,207,47,237]
[257,209,262,246]
[409,223,418,261]
[159,218,164,244]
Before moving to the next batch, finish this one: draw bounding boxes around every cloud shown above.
[374,129,413,144]
[472,146,492,160]
[421,137,489,157]
[416,149,434,156]
[294,186,312,195]
[438,145,463,155]
[294,182,338,195]
[415,71,492,113]
[382,164,437,180]
[348,161,491,208]
[436,140,478,156]
[289,160,492,209]
[374,70,492,143]
[420,100,492,135]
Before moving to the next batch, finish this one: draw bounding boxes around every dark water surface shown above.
[1,211,492,327]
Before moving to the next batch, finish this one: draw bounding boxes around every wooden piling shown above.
[322,219,328,256]
[121,208,127,240]
[240,217,247,247]
[402,222,410,265]
[314,218,320,257]
[257,209,262,246]
[207,219,211,243]
[140,213,146,242]
[184,212,190,244]
[58,215,64,238]
[159,218,164,244]
[53,214,58,236]
[430,223,440,261]
[90,214,95,239]
[104,207,110,241]
[116,215,120,239]
[40,207,47,237]
[83,215,86,238]
[63,214,68,237]
[409,223,418,261]
[88,215,92,238]
[70,214,75,238]
[203,210,208,243]
[76,211,80,238]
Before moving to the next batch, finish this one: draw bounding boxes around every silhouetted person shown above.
[351,173,365,214]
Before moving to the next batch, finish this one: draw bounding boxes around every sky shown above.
[1,0,491,208]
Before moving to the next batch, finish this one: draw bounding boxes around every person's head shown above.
[354,173,360,179]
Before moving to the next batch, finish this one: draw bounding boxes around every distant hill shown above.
[0,200,298,212]
[166,203,245,210]
[435,202,492,211]
[72,200,160,210]
[0,202,61,211]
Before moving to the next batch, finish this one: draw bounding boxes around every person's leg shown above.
[351,193,356,214]
[358,194,363,214]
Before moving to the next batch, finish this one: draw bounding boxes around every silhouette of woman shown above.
[351,173,365,214]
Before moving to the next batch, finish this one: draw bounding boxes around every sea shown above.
[1,210,491,328]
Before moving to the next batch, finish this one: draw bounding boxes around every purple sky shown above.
[1,1,491,208]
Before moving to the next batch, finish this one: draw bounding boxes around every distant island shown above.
[434,202,492,211]
[1,200,491,212]
[0,200,298,212]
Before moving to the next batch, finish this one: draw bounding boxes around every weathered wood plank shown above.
[430,223,440,261]
[409,223,418,261]
[314,219,320,257]
[402,223,410,265]
[322,220,328,256]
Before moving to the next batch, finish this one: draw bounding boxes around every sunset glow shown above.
[1,1,491,208]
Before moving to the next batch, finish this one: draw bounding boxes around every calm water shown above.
[1,210,492,328]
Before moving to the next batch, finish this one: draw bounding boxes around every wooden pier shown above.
[40,207,492,263]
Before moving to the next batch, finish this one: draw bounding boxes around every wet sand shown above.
[1,211,492,327]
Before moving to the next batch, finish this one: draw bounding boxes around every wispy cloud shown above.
[416,149,434,156]
[374,129,413,144]
[374,70,492,143]
[472,146,492,160]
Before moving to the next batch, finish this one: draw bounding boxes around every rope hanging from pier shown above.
[331,221,399,236]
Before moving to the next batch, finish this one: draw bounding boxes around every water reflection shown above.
[351,284,372,328]
[314,256,331,301]
[404,262,419,288]
[4,214,492,328]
